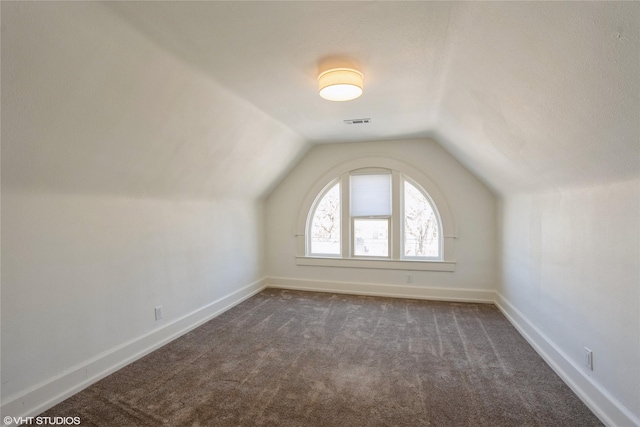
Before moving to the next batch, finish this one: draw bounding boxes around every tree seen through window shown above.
[404,180,439,257]
[310,183,340,255]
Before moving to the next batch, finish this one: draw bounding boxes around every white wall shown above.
[265,140,498,299]
[432,4,640,423]
[498,178,640,424]
[1,192,264,399]
[1,2,306,417]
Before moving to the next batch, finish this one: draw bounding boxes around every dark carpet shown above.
[41,289,602,426]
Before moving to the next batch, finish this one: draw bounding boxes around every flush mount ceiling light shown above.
[318,68,364,101]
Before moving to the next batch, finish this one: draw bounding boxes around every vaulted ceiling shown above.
[105,1,640,195]
[3,2,638,197]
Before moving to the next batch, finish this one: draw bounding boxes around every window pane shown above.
[350,174,391,216]
[354,218,389,257]
[310,183,341,255]
[404,181,439,257]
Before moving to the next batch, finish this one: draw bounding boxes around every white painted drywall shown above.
[1,1,306,409]
[434,2,640,196]
[265,140,498,293]
[1,192,264,399]
[1,2,306,199]
[499,178,640,421]
[436,3,640,421]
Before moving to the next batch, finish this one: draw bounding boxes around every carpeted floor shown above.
[41,289,602,426]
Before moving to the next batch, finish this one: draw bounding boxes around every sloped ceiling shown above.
[2,2,308,199]
[106,1,640,195]
[3,2,639,197]
[433,3,640,193]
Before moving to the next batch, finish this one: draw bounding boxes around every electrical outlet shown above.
[584,347,593,370]
[155,306,163,321]
[406,274,413,283]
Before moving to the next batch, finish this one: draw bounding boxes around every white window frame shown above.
[352,217,391,258]
[349,169,392,259]
[295,156,457,272]
[400,176,443,261]
[307,180,342,257]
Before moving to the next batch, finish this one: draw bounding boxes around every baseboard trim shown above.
[6,282,634,427]
[495,292,639,427]
[266,276,494,303]
[1,278,268,426]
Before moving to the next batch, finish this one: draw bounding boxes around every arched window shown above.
[309,181,341,256]
[403,178,440,259]
[305,169,444,262]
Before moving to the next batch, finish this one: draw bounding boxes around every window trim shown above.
[307,180,342,257]
[401,176,443,261]
[295,256,456,271]
[295,156,457,271]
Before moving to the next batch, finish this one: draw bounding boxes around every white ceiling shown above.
[104,1,640,195]
[105,1,454,143]
[4,2,637,197]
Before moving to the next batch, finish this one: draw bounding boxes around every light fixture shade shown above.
[318,68,363,101]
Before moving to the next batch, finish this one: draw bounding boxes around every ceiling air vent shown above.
[344,118,371,125]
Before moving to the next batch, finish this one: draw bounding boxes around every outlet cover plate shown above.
[155,306,163,321]
[584,347,593,370]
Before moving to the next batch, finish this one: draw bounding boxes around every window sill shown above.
[296,257,456,272]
